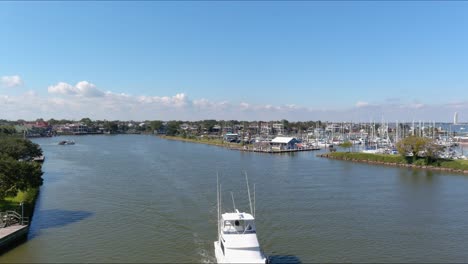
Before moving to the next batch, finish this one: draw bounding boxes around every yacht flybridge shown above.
[214,173,268,264]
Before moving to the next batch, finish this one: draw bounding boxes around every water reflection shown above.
[398,169,436,185]
[29,209,93,239]
[2,135,468,263]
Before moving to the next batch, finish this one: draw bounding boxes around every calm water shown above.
[2,135,468,263]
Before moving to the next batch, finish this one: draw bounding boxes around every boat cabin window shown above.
[223,220,255,234]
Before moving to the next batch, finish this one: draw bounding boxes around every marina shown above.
[162,121,468,159]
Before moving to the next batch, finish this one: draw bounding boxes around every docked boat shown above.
[32,155,45,162]
[58,140,75,145]
[214,174,267,264]
[454,136,468,145]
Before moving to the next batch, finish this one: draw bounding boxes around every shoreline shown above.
[158,135,321,154]
[159,135,238,148]
[0,188,39,255]
[318,152,468,174]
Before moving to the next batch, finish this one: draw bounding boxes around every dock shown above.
[0,211,30,252]
[234,146,321,154]
[0,224,29,250]
[160,135,322,154]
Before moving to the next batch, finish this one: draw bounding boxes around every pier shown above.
[234,146,321,154]
[0,225,29,249]
[0,211,30,252]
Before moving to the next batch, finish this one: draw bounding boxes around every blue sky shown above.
[1,1,467,121]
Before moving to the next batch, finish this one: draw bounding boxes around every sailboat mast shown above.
[245,172,253,215]
[253,183,256,218]
[231,192,236,211]
[217,173,220,240]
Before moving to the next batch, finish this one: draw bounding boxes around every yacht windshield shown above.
[223,220,256,234]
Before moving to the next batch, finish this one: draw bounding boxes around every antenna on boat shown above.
[231,192,236,211]
[217,172,220,240]
[219,183,222,214]
[253,183,256,218]
[245,171,253,216]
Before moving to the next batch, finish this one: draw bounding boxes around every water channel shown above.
[1,135,468,262]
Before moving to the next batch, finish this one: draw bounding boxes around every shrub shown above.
[413,159,427,166]
[328,152,407,164]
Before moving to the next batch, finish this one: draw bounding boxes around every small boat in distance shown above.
[32,155,45,162]
[58,140,75,145]
[214,173,268,264]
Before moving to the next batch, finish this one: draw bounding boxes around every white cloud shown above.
[1,75,23,88]
[193,98,214,109]
[24,90,38,97]
[239,102,250,110]
[138,93,189,107]
[445,101,467,109]
[48,81,104,97]
[0,95,14,105]
[48,82,75,95]
[356,101,370,108]
[1,80,467,122]
[409,103,425,109]
[75,81,104,97]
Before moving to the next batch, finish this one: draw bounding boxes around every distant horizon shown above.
[4,118,468,125]
[1,2,467,121]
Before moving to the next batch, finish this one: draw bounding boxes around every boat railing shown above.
[223,229,256,235]
[0,211,29,228]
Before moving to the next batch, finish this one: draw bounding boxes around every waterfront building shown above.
[260,122,271,135]
[212,125,221,134]
[248,123,259,135]
[224,133,239,142]
[270,136,299,151]
[222,126,233,134]
[69,123,88,134]
[325,123,341,133]
[180,123,190,130]
[272,123,284,135]
[55,123,88,135]
[21,120,53,137]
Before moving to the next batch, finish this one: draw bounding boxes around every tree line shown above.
[0,135,43,200]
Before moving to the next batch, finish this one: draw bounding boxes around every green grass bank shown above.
[159,135,244,149]
[0,188,39,218]
[319,152,468,174]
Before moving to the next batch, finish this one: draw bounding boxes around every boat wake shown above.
[198,248,216,264]
[193,232,216,263]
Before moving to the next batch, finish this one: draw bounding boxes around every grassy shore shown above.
[159,135,245,149]
[320,152,468,173]
[0,188,39,215]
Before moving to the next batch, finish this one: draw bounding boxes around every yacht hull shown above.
[214,240,267,264]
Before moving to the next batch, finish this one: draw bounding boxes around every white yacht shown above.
[214,175,268,264]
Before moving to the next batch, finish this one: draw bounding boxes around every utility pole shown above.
[20,202,24,225]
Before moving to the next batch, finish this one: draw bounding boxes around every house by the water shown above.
[270,136,300,151]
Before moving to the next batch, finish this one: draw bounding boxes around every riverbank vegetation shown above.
[396,136,444,164]
[161,135,243,149]
[0,188,39,212]
[0,135,43,214]
[322,136,468,173]
[324,151,468,173]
